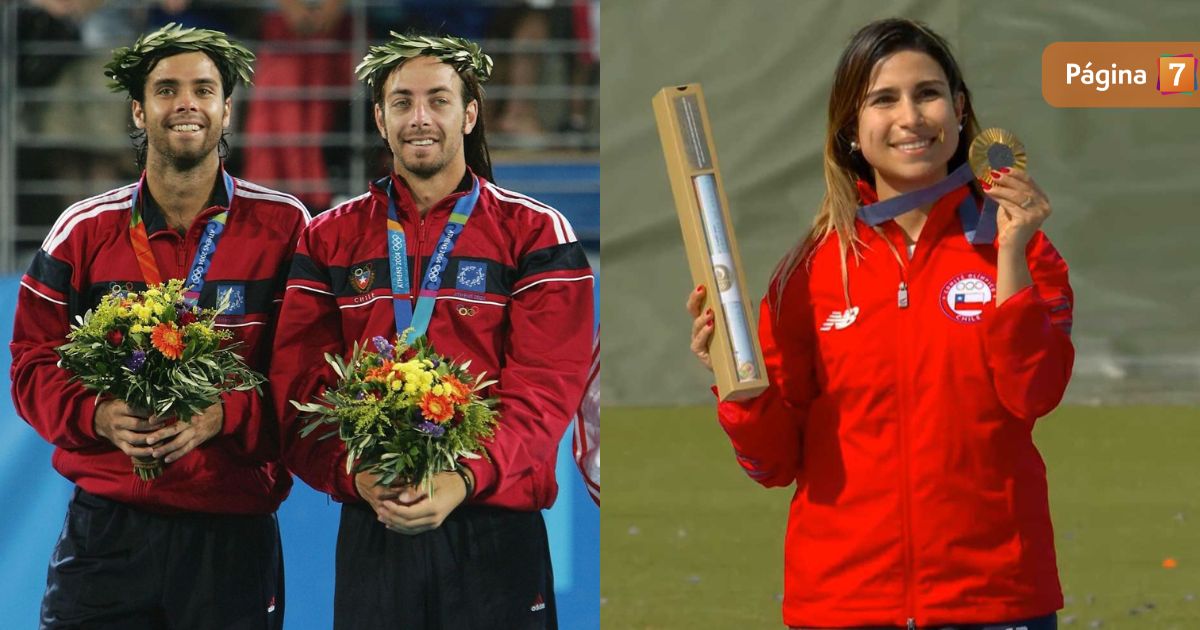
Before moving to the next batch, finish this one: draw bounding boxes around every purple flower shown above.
[125,350,147,373]
[354,390,367,401]
[372,336,394,360]
[416,421,445,438]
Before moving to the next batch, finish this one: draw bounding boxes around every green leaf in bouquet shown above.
[182,338,201,362]
[325,352,347,381]
[472,372,498,392]
[173,372,197,388]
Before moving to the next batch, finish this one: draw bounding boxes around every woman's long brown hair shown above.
[772,18,981,308]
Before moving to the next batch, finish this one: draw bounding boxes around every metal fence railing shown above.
[2,0,599,274]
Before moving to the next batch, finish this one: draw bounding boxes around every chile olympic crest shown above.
[940,272,995,323]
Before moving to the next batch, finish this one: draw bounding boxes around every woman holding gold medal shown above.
[686,18,1072,630]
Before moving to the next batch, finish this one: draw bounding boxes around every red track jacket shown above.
[10,171,306,514]
[271,171,594,510]
[719,186,1074,627]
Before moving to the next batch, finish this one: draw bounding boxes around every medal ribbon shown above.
[855,162,998,244]
[386,175,481,340]
[128,170,235,306]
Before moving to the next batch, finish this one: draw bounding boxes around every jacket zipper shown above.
[415,217,424,303]
[898,297,918,628]
[883,226,918,627]
[412,215,427,307]
[879,231,910,310]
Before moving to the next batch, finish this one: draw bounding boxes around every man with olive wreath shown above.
[271,33,594,629]
[10,24,308,629]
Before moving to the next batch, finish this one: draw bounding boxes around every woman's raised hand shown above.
[685,285,715,372]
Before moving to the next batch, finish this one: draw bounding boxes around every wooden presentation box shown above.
[652,84,768,401]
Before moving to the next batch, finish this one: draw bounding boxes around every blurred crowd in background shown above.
[12,0,598,251]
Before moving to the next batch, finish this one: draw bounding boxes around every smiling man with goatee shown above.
[272,33,595,629]
[10,23,308,629]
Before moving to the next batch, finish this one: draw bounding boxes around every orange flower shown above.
[150,323,186,360]
[441,374,471,404]
[419,392,456,423]
[364,363,393,383]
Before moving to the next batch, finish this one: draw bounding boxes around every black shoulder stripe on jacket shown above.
[328,256,520,299]
[26,250,72,296]
[442,257,518,298]
[517,242,591,280]
[328,257,388,297]
[288,253,333,287]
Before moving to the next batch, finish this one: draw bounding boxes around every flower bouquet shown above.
[56,279,264,480]
[293,333,499,495]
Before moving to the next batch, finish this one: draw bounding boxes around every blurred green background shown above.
[599,0,1200,627]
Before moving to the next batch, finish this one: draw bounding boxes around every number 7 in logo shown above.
[1157,54,1197,95]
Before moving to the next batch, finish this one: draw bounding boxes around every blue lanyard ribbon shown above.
[386,175,481,340]
[855,162,997,244]
[128,170,235,307]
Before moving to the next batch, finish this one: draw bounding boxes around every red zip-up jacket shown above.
[271,171,594,510]
[10,170,306,514]
[719,185,1073,628]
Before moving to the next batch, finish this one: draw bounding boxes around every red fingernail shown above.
[990,170,1002,179]
[695,285,703,292]
[705,308,713,317]
[981,182,992,190]
[999,167,1011,173]
[706,321,714,328]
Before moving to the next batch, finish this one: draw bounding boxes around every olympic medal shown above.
[969,128,1027,187]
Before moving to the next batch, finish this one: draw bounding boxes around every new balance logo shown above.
[530,593,546,612]
[819,306,859,332]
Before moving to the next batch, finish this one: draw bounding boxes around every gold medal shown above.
[969,128,1027,187]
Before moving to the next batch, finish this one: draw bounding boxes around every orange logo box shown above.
[1158,54,1197,95]
[1042,42,1200,107]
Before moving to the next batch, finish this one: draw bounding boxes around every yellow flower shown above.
[404,382,418,394]
[186,323,214,341]
[152,302,165,317]
[145,289,161,299]
[431,384,446,397]
[391,380,403,391]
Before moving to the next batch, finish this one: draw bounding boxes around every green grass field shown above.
[601,406,1200,629]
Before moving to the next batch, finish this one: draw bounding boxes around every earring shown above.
[849,140,860,152]
[958,122,964,132]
